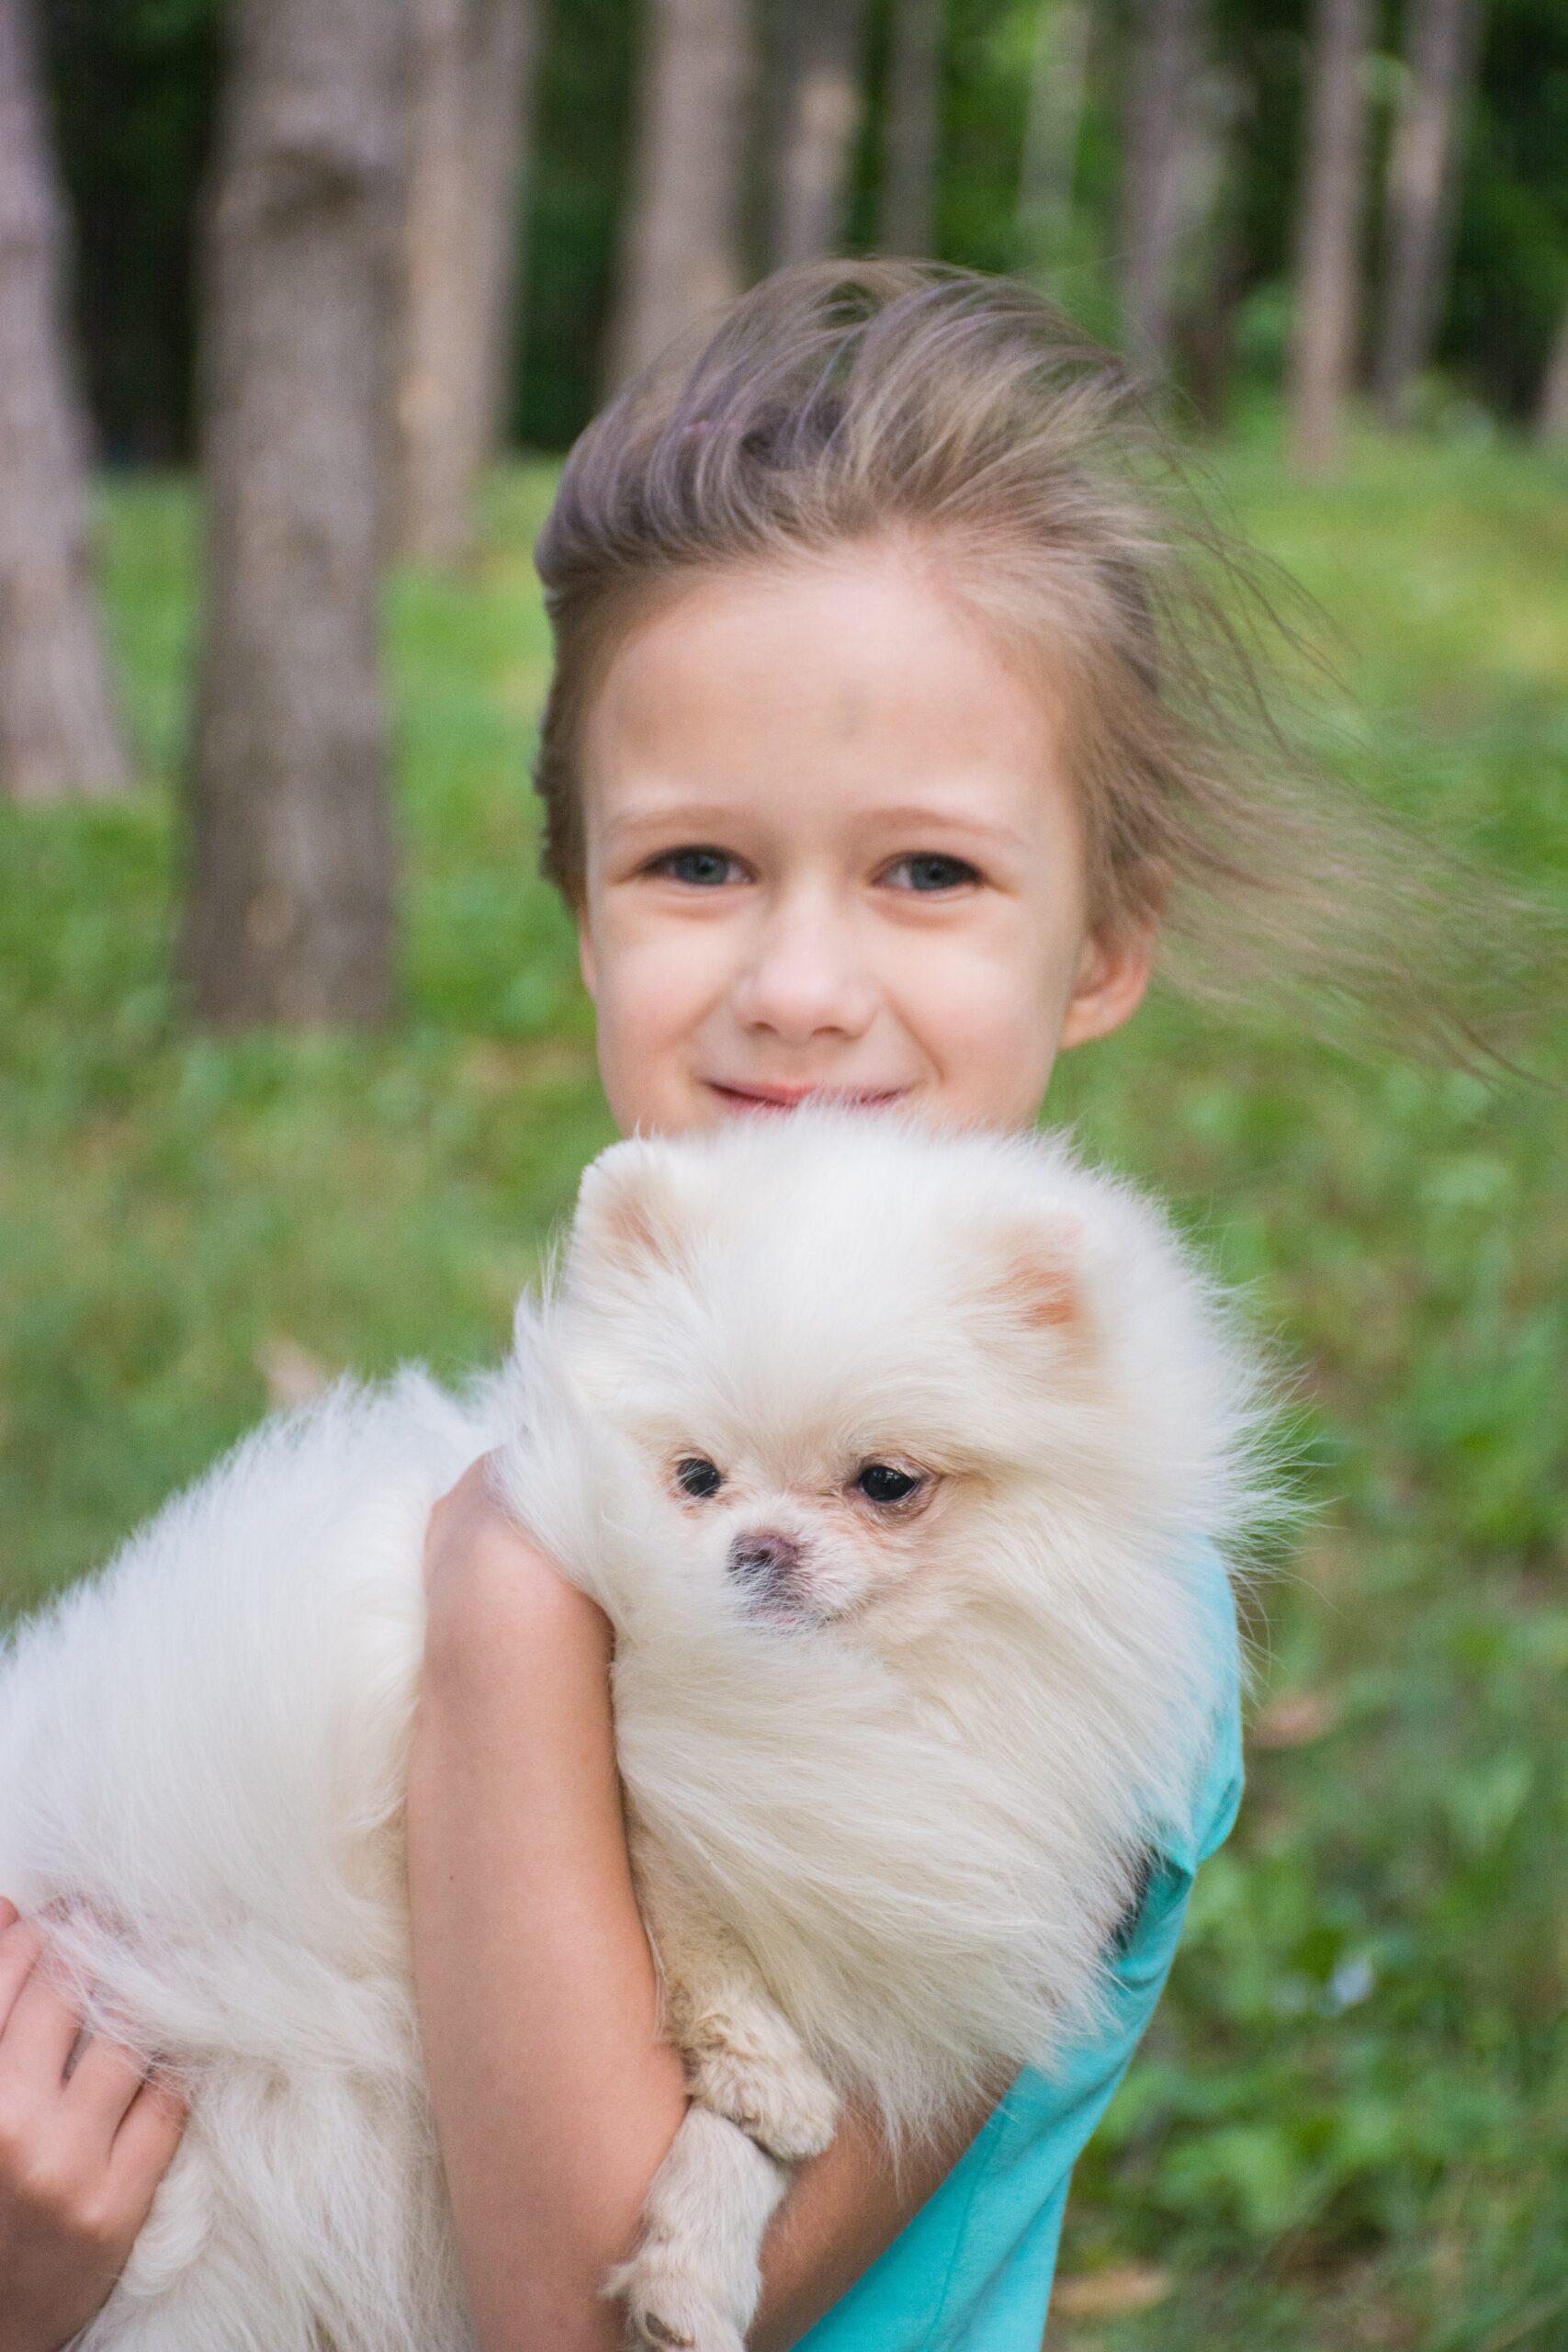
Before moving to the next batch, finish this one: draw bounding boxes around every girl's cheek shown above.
[904,947,1064,1104]
[890,926,1042,1035]
[603,931,732,1045]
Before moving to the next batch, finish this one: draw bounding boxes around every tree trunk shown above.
[877,0,942,257]
[396,0,541,562]
[766,0,868,268]
[1119,0,1204,378]
[0,0,129,803]
[181,0,406,1028]
[1372,0,1481,426]
[1179,155,1247,430]
[1288,0,1373,473]
[604,0,753,390]
[1537,292,1568,443]
[1016,0,1091,274]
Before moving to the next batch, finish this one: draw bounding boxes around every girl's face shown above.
[575,537,1153,1138]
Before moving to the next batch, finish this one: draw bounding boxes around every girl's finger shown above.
[108,2073,187,2208]
[65,2029,156,2148]
[0,1955,87,2089]
[0,1908,48,2036]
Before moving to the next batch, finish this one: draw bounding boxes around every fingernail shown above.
[0,1897,17,1929]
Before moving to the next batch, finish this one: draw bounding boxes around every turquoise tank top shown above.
[798,1547,1245,2349]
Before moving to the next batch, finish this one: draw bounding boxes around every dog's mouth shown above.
[737,1591,823,1630]
[731,1572,829,1633]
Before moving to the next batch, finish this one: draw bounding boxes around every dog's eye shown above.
[853,1463,922,1507]
[675,1456,724,1499]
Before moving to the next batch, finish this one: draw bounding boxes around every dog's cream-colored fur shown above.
[0,1113,1263,2351]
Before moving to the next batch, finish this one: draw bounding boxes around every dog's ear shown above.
[986,1210,1090,1341]
[569,1138,704,1286]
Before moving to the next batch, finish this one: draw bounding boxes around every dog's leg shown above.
[666,1947,841,2167]
[637,1856,841,2166]
[610,1860,843,2348]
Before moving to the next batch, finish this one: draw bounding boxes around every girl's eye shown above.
[653,847,742,888]
[676,1455,725,1498]
[884,854,981,894]
[853,1463,923,1507]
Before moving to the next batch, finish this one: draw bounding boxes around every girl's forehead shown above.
[580,545,1075,848]
[588,538,1051,725]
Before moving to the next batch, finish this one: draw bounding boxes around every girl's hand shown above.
[422,1451,592,1621]
[0,1898,186,2352]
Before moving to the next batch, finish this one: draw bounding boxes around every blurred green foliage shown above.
[41,0,218,462]
[1,426,1565,2346]
[37,0,1568,458]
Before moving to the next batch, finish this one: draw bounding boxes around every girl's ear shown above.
[1058,908,1158,1051]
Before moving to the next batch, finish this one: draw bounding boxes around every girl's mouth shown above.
[706,1081,907,1114]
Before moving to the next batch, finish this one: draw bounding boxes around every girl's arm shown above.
[412,1462,991,2352]
[0,1902,186,2352]
[750,2093,988,2351]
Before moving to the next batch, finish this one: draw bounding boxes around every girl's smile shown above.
[705,1080,908,1114]
[574,536,1156,1138]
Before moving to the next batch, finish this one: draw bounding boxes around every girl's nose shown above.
[728,900,878,1044]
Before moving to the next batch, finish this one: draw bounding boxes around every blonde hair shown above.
[533,258,1540,1060]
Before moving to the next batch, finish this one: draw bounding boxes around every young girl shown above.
[0,258,1476,2352]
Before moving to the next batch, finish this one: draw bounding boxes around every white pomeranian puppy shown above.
[0,1111,1264,2352]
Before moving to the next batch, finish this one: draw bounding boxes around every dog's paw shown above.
[609,2100,784,2350]
[608,2243,748,2352]
[686,2039,840,2163]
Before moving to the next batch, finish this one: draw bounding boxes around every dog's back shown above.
[0,1371,491,2351]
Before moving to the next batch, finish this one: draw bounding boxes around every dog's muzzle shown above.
[726,1530,807,1617]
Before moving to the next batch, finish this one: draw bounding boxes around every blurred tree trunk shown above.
[766,0,867,267]
[1016,0,1091,274]
[877,0,942,256]
[0,0,129,803]
[605,0,752,390]
[1167,57,1247,428]
[1120,0,1205,376]
[1537,293,1568,443]
[1179,174,1247,429]
[396,0,541,562]
[181,0,406,1028]
[1288,0,1373,472]
[1372,0,1481,426]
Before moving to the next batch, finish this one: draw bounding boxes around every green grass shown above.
[2,429,1565,2350]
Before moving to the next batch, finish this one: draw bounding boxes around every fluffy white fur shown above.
[0,1112,1264,2351]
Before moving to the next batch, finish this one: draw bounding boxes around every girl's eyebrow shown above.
[854,802,1032,854]
[601,801,745,849]
[602,798,1032,854]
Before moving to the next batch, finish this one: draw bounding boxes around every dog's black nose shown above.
[727,1531,803,1594]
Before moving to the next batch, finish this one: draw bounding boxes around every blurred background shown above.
[1,0,1565,2346]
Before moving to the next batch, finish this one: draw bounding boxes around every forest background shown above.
[2,1,1566,2349]
[34,0,1568,457]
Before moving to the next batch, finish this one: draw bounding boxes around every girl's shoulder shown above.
[1161,1533,1247,1880]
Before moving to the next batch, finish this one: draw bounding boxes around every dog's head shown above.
[549,1109,1251,1657]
